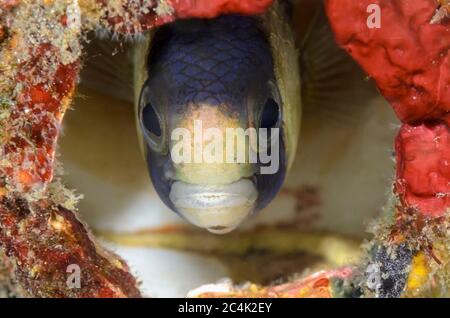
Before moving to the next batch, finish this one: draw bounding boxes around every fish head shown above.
[137,16,289,234]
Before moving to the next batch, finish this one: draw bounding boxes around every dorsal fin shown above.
[299,2,380,127]
[80,36,135,103]
[291,0,324,45]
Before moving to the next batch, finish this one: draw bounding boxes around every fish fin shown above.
[291,0,325,45]
[80,37,135,104]
[300,4,380,127]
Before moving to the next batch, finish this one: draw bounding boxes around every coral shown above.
[188,269,354,298]
[0,249,24,297]
[0,1,141,297]
[326,0,450,216]
[0,196,142,297]
[396,123,450,217]
[167,0,274,19]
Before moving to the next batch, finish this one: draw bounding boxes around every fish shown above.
[81,0,381,234]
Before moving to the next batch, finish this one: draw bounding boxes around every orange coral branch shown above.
[0,196,141,297]
[2,44,79,190]
[190,268,353,298]
[0,1,142,297]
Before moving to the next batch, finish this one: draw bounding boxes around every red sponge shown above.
[396,122,450,217]
[169,0,274,18]
[326,0,450,216]
[326,0,449,124]
[100,0,274,33]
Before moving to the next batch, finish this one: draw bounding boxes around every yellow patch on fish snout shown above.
[171,104,254,185]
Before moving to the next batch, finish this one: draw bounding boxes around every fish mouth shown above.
[169,179,258,234]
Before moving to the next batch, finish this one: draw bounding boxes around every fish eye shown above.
[142,102,162,137]
[260,97,280,129]
[139,81,167,154]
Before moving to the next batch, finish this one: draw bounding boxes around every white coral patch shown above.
[66,0,82,32]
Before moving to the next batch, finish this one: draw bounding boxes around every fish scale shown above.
[148,15,274,108]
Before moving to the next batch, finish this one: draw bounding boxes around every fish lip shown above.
[169,179,258,233]
[169,179,258,209]
[170,190,252,209]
